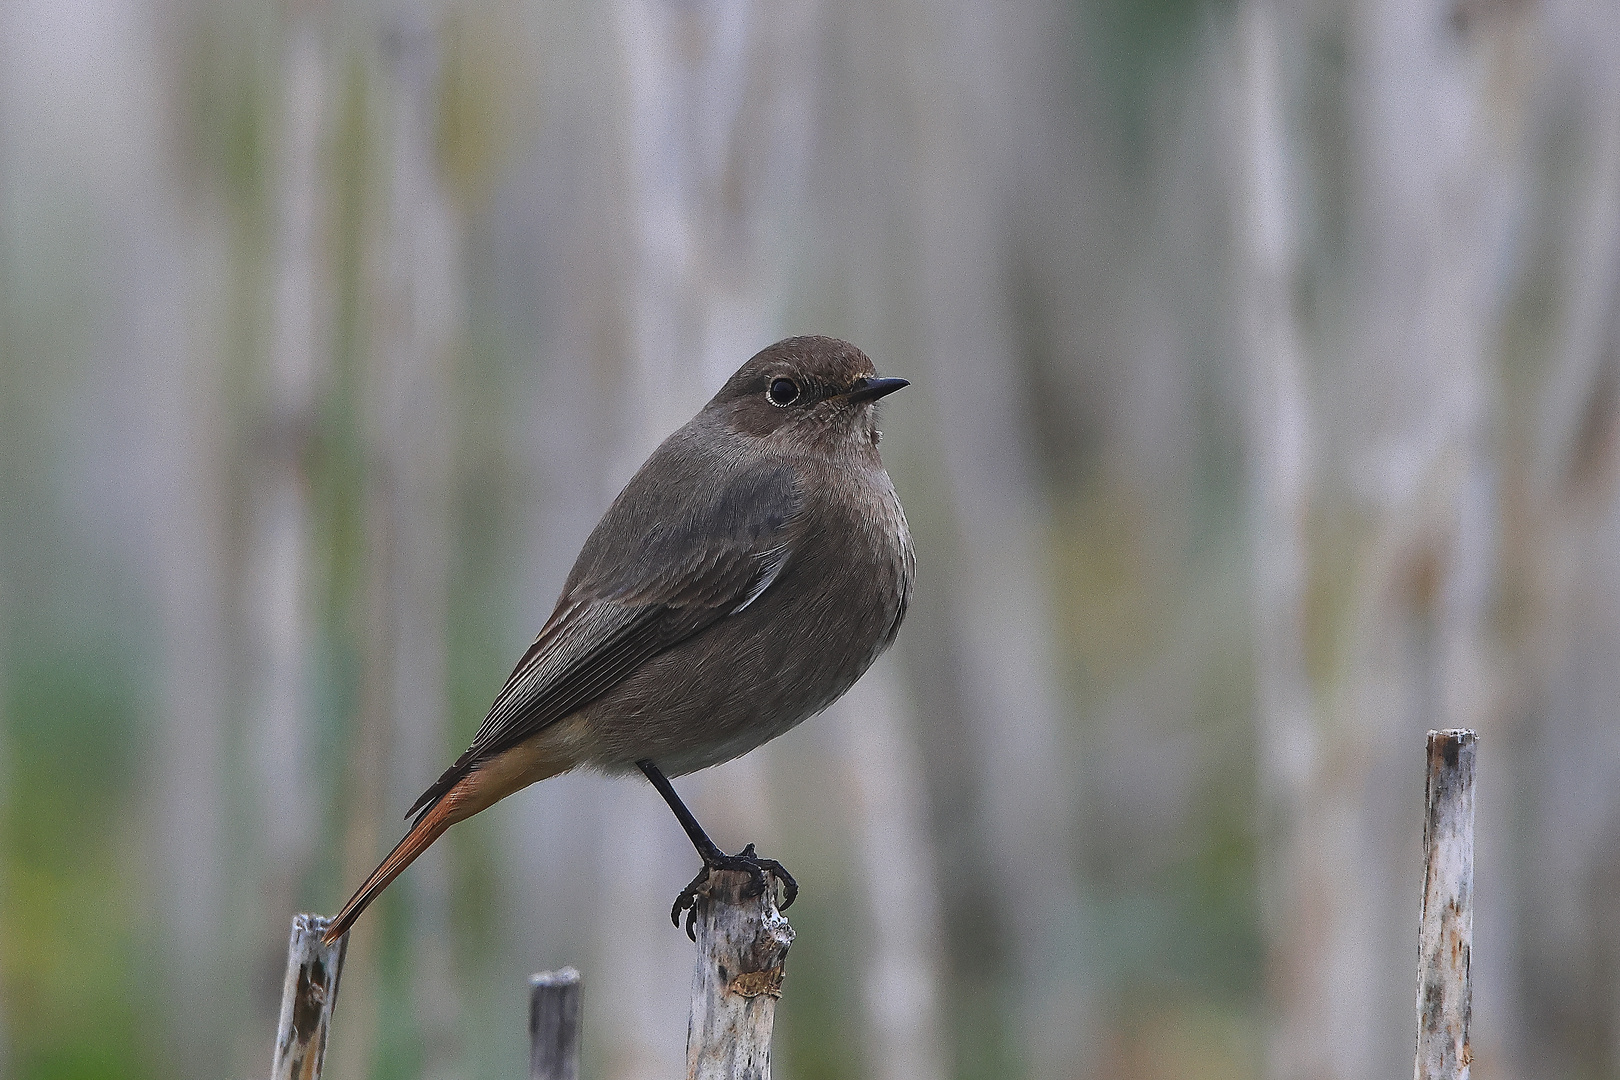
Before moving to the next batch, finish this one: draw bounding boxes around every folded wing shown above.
[406,457,802,822]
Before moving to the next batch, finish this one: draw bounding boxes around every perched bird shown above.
[324,336,912,944]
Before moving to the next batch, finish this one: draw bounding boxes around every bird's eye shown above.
[767,377,800,407]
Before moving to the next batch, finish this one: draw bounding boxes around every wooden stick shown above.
[529,968,582,1080]
[686,869,795,1080]
[271,914,348,1080]
[1414,730,1476,1080]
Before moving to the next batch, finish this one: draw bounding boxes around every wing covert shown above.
[406,453,802,821]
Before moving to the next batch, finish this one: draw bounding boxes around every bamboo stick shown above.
[685,868,795,1080]
[271,914,348,1080]
[529,968,582,1080]
[1414,730,1476,1080]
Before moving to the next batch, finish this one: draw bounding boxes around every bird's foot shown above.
[671,843,798,940]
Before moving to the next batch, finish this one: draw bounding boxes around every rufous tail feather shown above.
[322,796,458,945]
[322,740,572,944]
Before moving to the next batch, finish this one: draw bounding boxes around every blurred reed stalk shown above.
[903,0,1099,1068]
[1230,4,1323,1078]
[1517,10,1620,1072]
[831,667,947,1080]
[249,6,327,1015]
[371,13,464,1076]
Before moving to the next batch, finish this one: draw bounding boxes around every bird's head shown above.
[707,336,908,453]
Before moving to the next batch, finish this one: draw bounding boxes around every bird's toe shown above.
[668,844,796,938]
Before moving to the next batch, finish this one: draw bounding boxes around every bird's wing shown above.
[406,458,801,821]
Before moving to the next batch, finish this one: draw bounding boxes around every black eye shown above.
[768,377,800,407]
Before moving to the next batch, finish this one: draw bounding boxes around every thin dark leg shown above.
[638,760,726,863]
[638,759,798,939]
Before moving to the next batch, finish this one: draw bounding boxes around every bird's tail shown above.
[322,796,460,945]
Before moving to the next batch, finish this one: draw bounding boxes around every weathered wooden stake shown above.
[529,967,582,1080]
[686,869,795,1080]
[271,914,348,1080]
[1414,729,1476,1080]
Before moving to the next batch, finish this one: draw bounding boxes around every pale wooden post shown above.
[686,869,795,1080]
[1414,730,1476,1080]
[529,968,582,1080]
[271,914,348,1080]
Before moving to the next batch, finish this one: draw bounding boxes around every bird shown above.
[323,335,912,944]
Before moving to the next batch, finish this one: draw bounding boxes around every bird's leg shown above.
[637,760,798,939]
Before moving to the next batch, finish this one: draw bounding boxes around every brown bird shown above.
[324,336,912,944]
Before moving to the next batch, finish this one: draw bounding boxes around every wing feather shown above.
[405,454,803,822]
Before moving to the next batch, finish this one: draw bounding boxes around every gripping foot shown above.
[671,843,799,941]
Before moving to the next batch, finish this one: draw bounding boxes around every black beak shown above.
[844,376,909,404]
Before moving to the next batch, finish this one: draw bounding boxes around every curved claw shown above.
[738,845,798,910]
[669,844,798,939]
[672,869,708,941]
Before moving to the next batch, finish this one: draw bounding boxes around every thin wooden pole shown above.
[1414,730,1476,1080]
[529,968,582,1080]
[271,914,348,1080]
[686,869,795,1080]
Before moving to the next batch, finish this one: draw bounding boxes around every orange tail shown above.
[323,797,458,945]
[323,739,574,945]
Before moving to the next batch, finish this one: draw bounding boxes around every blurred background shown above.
[2,0,1618,1078]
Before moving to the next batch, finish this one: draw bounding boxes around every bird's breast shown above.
[581,462,911,775]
